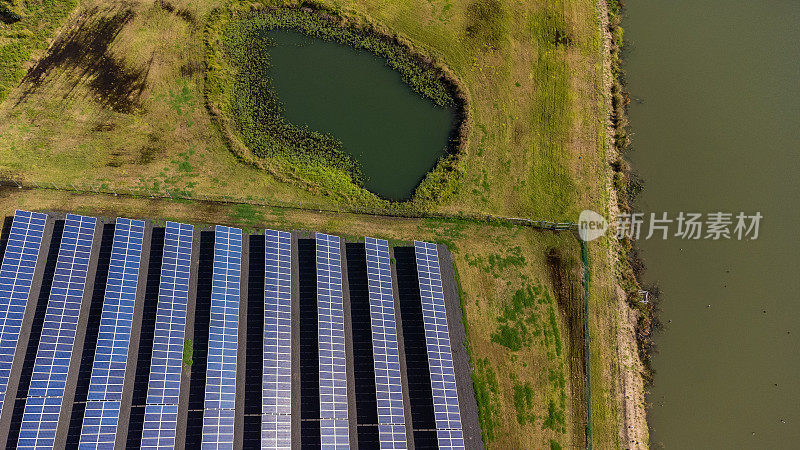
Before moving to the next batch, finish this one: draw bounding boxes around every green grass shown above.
[472,357,500,444]
[512,380,536,425]
[183,338,194,366]
[0,0,77,103]
[490,285,543,351]
[230,203,263,226]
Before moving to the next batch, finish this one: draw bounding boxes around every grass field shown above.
[0,0,639,448]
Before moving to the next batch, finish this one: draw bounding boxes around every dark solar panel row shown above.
[297,238,320,448]
[0,216,14,272]
[344,242,378,442]
[243,234,264,448]
[19,213,97,448]
[185,230,214,449]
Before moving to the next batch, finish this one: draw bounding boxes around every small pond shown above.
[264,29,456,201]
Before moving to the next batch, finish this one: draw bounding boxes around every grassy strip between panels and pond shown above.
[205,4,466,206]
[0,0,77,103]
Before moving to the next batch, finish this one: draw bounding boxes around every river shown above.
[624,1,800,447]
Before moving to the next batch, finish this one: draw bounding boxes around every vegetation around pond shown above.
[205,5,467,204]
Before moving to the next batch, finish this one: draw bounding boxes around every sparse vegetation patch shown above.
[0,0,78,103]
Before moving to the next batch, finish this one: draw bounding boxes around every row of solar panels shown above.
[0,210,466,449]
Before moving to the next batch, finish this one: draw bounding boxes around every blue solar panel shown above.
[316,233,349,448]
[0,210,47,412]
[17,396,61,448]
[20,213,96,449]
[202,408,235,448]
[262,414,291,449]
[365,237,407,449]
[414,241,463,449]
[378,424,407,449]
[435,429,465,449]
[79,400,121,448]
[262,229,291,449]
[142,221,192,449]
[320,419,349,448]
[79,218,145,447]
[202,225,241,448]
[141,404,178,449]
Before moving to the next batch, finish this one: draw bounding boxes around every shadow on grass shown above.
[15,5,151,113]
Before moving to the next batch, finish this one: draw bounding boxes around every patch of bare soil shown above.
[155,0,195,23]
[616,286,648,449]
[547,248,587,450]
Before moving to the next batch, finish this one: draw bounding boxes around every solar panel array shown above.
[414,241,464,450]
[19,214,97,449]
[202,225,242,448]
[80,218,145,447]
[0,210,47,412]
[262,229,292,449]
[315,233,349,448]
[0,209,475,448]
[142,221,193,449]
[364,238,407,449]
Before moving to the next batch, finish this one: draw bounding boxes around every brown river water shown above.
[624,0,800,447]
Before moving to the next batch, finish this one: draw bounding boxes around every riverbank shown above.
[598,0,650,447]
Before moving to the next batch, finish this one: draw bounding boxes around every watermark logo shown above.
[578,210,608,242]
[578,210,762,241]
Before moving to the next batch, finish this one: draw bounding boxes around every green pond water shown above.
[263,29,455,201]
[625,1,800,447]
